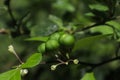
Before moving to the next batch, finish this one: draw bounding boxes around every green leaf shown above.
[0,69,21,80]
[72,34,111,52]
[106,21,120,39]
[25,36,49,42]
[85,12,95,17]
[49,15,64,29]
[81,72,96,80]
[89,4,109,11]
[21,53,42,68]
[90,25,113,34]
[106,21,120,31]
[53,0,75,12]
[10,69,21,80]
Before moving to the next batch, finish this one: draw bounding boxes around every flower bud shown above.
[73,59,79,64]
[8,45,15,54]
[20,69,28,76]
[51,65,57,71]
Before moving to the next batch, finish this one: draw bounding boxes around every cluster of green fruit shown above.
[38,32,75,54]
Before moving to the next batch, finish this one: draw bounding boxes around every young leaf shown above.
[0,69,21,80]
[81,72,96,80]
[72,34,111,52]
[25,36,49,42]
[21,53,42,68]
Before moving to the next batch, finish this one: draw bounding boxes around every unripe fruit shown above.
[50,32,65,40]
[38,43,46,53]
[46,39,59,50]
[59,33,75,46]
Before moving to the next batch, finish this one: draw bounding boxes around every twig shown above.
[91,56,120,69]
[5,0,17,27]
[77,56,120,70]
[17,10,30,26]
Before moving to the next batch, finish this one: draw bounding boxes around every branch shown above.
[92,56,120,69]
[5,0,17,27]
[81,23,103,31]
[17,10,30,26]
[77,56,120,70]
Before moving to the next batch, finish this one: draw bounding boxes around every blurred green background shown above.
[0,0,120,80]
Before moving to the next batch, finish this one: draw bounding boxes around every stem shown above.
[13,51,23,64]
[92,56,120,69]
[77,56,120,70]
[6,0,16,27]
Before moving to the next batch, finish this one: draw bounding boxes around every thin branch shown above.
[80,23,103,31]
[78,60,96,66]
[5,0,17,26]
[17,10,30,26]
[77,56,120,70]
[92,56,120,69]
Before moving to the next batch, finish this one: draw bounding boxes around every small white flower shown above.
[51,65,57,71]
[20,69,28,76]
[73,59,79,64]
[65,62,68,65]
[8,45,15,54]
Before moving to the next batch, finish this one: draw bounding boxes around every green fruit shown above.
[46,39,59,50]
[59,33,75,46]
[38,43,46,53]
[50,32,65,40]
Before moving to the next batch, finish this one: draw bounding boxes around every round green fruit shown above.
[38,43,46,53]
[59,33,75,46]
[50,32,65,40]
[46,39,59,50]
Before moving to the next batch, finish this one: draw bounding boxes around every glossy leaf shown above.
[81,72,96,80]
[0,69,21,80]
[21,53,42,68]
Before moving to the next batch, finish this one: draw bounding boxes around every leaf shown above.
[106,21,120,39]
[89,4,109,11]
[25,36,49,42]
[0,69,21,80]
[21,53,42,68]
[81,72,96,80]
[49,15,63,29]
[53,0,75,12]
[10,69,21,80]
[85,12,95,17]
[90,25,113,34]
[72,34,111,52]
[106,21,120,31]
